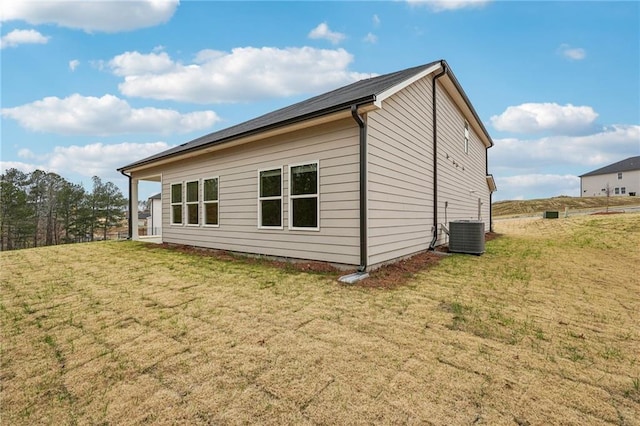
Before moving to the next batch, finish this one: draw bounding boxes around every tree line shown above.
[0,169,127,251]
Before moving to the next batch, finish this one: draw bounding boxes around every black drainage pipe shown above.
[351,104,368,272]
[429,61,448,250]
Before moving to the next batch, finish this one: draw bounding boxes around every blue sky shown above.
[1,0,639,201]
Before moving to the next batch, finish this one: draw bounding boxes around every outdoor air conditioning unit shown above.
[449,220,485,255]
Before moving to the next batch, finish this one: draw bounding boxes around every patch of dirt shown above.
[354,251,444,289]
[590,211,625,215]
[146,243,342,275]
[142,233,502,289]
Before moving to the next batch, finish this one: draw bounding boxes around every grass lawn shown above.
[1,213,639,424]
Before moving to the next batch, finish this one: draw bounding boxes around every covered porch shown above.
[129,173,162,244]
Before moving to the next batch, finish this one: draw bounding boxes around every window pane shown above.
[261,199,281,227]
[172,205,182,224]
[171,184,182,203]
[291,163,317,195]
[187,204,199,224]
[187,181,199,202]
[204,178,218,201]
[205,202,218,225]
[260,169,281,197]
[292,197,318,228]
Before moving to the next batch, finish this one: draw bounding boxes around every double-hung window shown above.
[203,177,219,226]
[618,172,623,180]
[464,121,470,154]
[170,183,183,225]
[258,167,283,228]
[186,180,199,225]
[289,161,319,230]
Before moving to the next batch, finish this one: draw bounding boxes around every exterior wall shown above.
[367,76,434,267]
[434,82,491,244]
[581,171,640,197]
[366,77,491,267]
[132,119,360,266]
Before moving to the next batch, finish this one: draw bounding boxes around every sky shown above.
[1,0,639,202]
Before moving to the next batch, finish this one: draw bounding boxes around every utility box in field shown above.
[543,211,559,219]
[449,221,485,255]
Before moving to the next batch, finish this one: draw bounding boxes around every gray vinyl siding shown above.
[133,119,360,266]
[434,83,491,243]
[367,76,435,267]
[367,76,491,267]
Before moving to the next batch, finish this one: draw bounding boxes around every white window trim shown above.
[288,160,320,232]
[464,121,470,155]
[202,176,220,228]
[257,166,284,230]
[185,180,200,227]
[170,182,183,226]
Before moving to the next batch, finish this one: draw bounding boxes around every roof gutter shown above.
[429,62,448,250]
[119,170,132,240]
[351,104,368,272]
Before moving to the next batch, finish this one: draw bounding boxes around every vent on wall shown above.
[449,220,485,255]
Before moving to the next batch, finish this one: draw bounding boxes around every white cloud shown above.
[490,103,599,135]
[2,142,172,181]
[112,47,371,103]
[372,14,381,27]
[363,33,378,44]
[557,44,586,61]
[108,51,175,76]
[0,29,49,49]
[0,160,47,175]
[494,174,580,201]
[2,94,220,136]
[48,142,171,177]
[1,0,179,33]
[69,59,80,71]
[406,0,492,12]
[490,124,640,173]
[17,148,35,159]
[308,22,346,44]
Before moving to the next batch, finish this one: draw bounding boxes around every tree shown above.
[91,176,127,240]
[0,169,33,250]
[57,181,86,243]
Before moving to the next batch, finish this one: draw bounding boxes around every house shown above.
[137,211,150,229]
[147,193,162,236]
[579,156,640,197]
[118,60,496,271]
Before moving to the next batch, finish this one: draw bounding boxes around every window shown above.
[464,121,470,154]
[171,183,183,225]
[203,177,219,226]
[186,180,199,225]
[258,167,282,228]
[289,161,319,230]
[614,187,620,195]
[621,187,626,195]
[618,172,623,180]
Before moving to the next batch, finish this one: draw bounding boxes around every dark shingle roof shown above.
[120,59,494,172]
[119,61,440,171]
[579,156,640,177]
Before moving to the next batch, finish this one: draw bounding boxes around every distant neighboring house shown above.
[118,60,496,271]
[579,156,640,197]
[137,211,150,229]
[147,193,162,236]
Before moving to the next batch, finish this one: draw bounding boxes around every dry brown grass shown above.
[493,196,640,218]
[1,213,639,425]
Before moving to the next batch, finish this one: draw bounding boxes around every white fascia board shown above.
[373,62,443,108]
